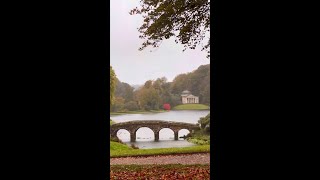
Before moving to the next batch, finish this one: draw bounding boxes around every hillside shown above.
[111,64,210,112]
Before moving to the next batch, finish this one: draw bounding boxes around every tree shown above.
[170,64,210,105]
[115,79,134,103]
[198,113,210,133]
[110,66,117,106]
[144,80,153,88]
[136,81,161,110]
[111,97,126,112]
[130,0,210,58]
[124,101,140,111]
[170,74,189,94]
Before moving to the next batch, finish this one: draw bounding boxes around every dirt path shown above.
[110,153,210,165]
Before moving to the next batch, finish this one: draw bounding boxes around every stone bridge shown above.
[110,120,200,142]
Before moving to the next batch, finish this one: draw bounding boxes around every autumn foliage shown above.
[163,103,171,110]
[110,164,210,180]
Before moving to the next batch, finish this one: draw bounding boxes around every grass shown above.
[173,104,210,110]
[187,137,210,145]
[110,110,166,115]
[110,144,210,158]
[110,141,133,151]
[186,129,210,145]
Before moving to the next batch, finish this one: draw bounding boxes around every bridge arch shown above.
[159,128,175,140]
[134,127,155,141]
[116,129,130,142]
[110,120,199,142]
[178,129,191,139]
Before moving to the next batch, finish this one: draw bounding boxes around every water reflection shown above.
[116,127,195,149]
[125,140,196,149]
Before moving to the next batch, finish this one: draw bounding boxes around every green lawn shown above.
[110,144,210,158]
[110,141,133,151]
[173,104,210,110]
[110,110,166,115]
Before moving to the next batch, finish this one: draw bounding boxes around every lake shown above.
[110,110,210,149]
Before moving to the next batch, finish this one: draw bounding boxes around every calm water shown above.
[110,110,210,149]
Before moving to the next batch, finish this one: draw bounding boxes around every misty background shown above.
[110,0,210,86]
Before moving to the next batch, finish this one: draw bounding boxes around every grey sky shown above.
[110,0,210,85]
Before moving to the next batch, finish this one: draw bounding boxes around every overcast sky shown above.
[110,0,210,85]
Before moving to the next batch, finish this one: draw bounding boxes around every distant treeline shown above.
[111,64,210,112]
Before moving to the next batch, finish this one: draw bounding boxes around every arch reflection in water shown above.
[116,129,130,142]
[159,128,174,140]
[179,129,191,139]
[116,128,191,142]
[135,127,155,141]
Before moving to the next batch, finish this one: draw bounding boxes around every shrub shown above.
[163,103,171,110]
[144,105,151,111]
[198,113,210,131]
[124,101,139,111]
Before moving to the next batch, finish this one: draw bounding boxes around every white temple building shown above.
[181,90,199,104]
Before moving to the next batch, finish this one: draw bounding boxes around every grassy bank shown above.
[110,110,166,115]
[186,126,210,145]
[110,164,210,179]
[110,144,210,158]
[173,104,210,110]
[187,135,210,145]
[110,141,132,151]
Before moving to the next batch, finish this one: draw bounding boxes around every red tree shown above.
[163,104,171,110]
